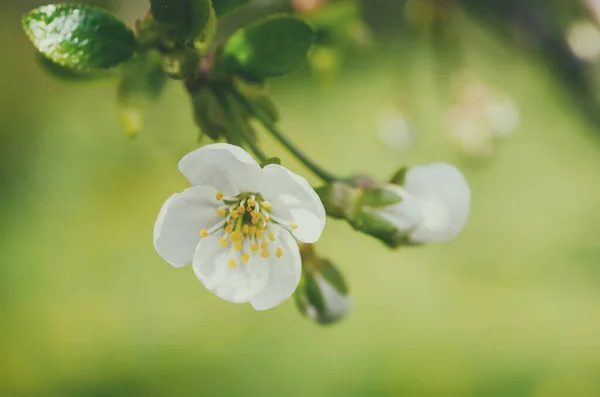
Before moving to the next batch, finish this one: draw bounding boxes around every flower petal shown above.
[193,235,270,304]
[376,186,424,233]
[178,143,262,195]
[404,163,471,243]
[260,164,326,243]
[250,228,302,310]
[154,185,221,267]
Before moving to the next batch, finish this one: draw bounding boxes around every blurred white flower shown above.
[446,77,520,157]
[377,113,415,152]
[567,21,600,62]
[154,143,326,310]
[485,98,521,137]
[377,163,471,243]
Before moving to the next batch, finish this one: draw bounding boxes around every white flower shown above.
[154,143,326,310]
[377,163,471,243]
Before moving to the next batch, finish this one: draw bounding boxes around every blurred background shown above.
[3,0,600,395]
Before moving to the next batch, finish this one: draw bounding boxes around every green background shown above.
[2,1,600,396]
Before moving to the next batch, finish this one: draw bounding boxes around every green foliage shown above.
[350,207,408,248]
[389,167,408,185]
[192,88,228,141]
[36,53,110,81]
[22,4,137,70]
[359,187,403,208]
[320,260,349,295]
[222,15,314,81]
[150,0,213,46]
[302,272,326,313]
[212,0,250,16]
[260,157,281,167]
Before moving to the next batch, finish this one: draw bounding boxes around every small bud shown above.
[295,245,352,325]
[314,181,360,219]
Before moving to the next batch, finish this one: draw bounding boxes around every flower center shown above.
[199,191,298,268]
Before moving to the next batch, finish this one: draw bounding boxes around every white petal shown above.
[154,185,221,267]
[178,143,261,195]
[250,228,302,310]
[260,164,326,243]
[376,186,424,233]
[193,235,269,304]
[404,163,471,243]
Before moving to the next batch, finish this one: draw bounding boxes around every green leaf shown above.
[223,15,314,81]
[192,88,227,141]
[320,260,349,295]
[22,4,137,70]
[389,167,408,185]
[36,53,110,81]
[194,3,217,52]
[359,187,402,208]
[260,157,281,167]
[350,207,408,248]
[151,0,213,46]
[212,0,250,16]
[304,273,326,313]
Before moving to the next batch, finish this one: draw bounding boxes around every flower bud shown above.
[347,186,415,248]
[372,163,471,245]
[295,245,352,325]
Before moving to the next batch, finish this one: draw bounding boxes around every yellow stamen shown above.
[242,224,249,234]
[251,217,259,225]
[269,232,275,241]
[234,242,243,251]
[276,248,283,258]
[249,226,257,235]
[216,209,226,216]
[262,201,272,210]
[219,237,228,247]
[250,243,259,252]
[241,253,250,263]
[230,210,239,219]
[256,231,264,239]
[246,206,253,212]
[216,191,224,200]
[261,251,270,258]
[225,225,233,235]
[290,222,298,230]
[200,228,209,238]
[237,205,245,214]
[228,259,237,268]
[261,241,269,250]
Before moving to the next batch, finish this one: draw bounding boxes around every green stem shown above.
[229,87,338,183]
[237,122,268,163]
[213,88,267,162]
